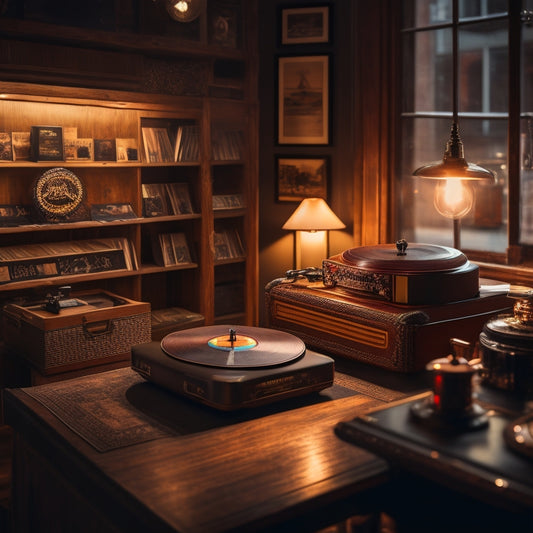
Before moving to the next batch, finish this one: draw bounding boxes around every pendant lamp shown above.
[412,0,494,249]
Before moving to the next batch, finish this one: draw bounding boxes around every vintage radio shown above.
[3,289,151,375]
[266,242,512,372]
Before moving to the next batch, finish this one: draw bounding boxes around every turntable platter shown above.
[341,243,469,273]
[323,241,480,304]
[161,325,306,369]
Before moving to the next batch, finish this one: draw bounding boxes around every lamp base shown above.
[294,230,328,269]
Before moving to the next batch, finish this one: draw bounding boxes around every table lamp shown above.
[282,197,345,269]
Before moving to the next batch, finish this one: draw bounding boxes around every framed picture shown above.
[276,155,329,202]
[278,55,329,145]
[281,6,330,45]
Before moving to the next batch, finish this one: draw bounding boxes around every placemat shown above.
[22,369,172,452]
[21,367,407,453]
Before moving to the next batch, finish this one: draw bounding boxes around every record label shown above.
[161,325,306,368]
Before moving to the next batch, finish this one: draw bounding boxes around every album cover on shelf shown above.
[91,203,138,221]
[94,139,117,162]
[152,232,192,267]
[174,125,200,162]
[116,138,139,162]
[0,205,32,226]
[142,183,170,217]
[213,230,232,260]
[165,182,194,215]
[0,237,137,284]
[30,126,63,161]
[64,138,93,161]
[0,132,13,161]
[211,129,242,160]
[212,194,245,210]
[151,306,204,329]
[214,229,245,260]
[62,127,78,160]
[12,132,30,161]
[142,127,174,163]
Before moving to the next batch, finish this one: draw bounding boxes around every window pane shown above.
[523,20,533,112]
[398,117,507,252]
[403,0,452,28]
[458,19,508,114]
[398,117,455,242]
[520,7,533,244]
[403,28,452,113]
[458,0,507,19]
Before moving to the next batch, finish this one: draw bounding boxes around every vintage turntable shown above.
[131,325,334,410]
[322,240,479,305]
[267,241,512,372]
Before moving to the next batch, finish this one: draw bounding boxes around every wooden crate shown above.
[3,290,151,375]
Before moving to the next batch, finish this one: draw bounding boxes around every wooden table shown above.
[3,366,400,533]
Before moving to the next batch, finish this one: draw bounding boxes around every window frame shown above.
[392,0,533,286]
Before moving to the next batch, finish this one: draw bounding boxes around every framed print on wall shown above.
[278,55,329,145]
[281,6,330,45]
[276,155,329,202]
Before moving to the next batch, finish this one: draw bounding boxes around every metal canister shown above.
[479,286,533,399]
[426,338,482,415]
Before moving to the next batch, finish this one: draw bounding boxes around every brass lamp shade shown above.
[282,198,346,231]
[413,122,495,182]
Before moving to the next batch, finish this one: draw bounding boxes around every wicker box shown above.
[3,290,151,375]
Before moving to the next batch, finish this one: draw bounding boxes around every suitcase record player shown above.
[322,240,479,305]
[267,241,512,372]
[131,325,334,410]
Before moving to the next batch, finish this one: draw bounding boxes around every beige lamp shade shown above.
[282,198,345,231]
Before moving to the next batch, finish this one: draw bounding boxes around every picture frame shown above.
[276,155,329,202]
[281,5,330,45]
[278,55,329,145]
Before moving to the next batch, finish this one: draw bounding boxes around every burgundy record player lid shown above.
[340,242,469,274]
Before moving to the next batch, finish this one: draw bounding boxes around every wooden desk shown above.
[3,367,399,533]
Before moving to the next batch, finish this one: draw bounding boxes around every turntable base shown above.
[131,325,334,410]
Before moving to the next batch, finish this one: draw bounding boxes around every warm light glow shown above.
[165,0,204,22]
[296,230,328,268]
[282,198,345,231]
[433,179,474,220]
[283,198,345,269]
[175,1,189,12]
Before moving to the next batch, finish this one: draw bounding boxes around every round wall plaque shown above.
[33,167,85,221]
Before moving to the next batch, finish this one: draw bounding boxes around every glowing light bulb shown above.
[175,1,189,12]
[433,179,474,220]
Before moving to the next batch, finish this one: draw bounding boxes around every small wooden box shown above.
[3,290,151,375]
[265,279,512,372]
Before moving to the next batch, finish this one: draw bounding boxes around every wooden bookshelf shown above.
[0,78,257,329]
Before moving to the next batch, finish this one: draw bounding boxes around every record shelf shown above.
[0,0,259,353]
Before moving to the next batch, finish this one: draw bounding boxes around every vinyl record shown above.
[161,325,306,368]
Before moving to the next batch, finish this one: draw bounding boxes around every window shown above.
[396,0,531,263]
